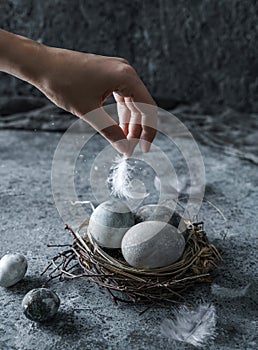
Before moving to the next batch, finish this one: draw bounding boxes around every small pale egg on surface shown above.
[88,199,135,248]
[22,288,60,322]
[0,253,28,287]
[135,204,188,239]
[121,221,185,269]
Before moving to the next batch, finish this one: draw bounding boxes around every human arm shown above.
[0,29,157,155]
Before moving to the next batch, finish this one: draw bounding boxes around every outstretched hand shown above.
[35,48,157,155]
[0,30,157,155]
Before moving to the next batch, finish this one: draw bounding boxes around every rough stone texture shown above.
[0,253,27,287]
[0,0,257,112]
[22,288,60,322]
[121,221,186,269]
[0,109,257,349]
[135,204,185,227]
[88,199,135,248]
[0,97,78,131]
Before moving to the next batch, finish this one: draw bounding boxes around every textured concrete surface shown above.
[0,109,257,349]
[0,0,257,112]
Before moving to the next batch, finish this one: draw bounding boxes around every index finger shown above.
[116,74,157,153]
[130,80,157,152]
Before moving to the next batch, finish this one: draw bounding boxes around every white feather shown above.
[107,155,148,200]
[107,155,132,199]
[161,303,216,348]
[211,283,250,298]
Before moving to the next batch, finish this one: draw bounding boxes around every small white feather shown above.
[161,303,216,348]
[211,283,250,298]
[107,155,148,200]
[107,155,133,199]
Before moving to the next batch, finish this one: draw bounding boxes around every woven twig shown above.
[41,219,223,305]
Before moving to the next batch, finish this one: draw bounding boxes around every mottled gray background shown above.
[0,2,258,350]
[0,0,257,112]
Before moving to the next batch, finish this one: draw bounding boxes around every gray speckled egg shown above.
[135,204,188,238]
[121,221,185,269]
[0,253,28,287]
[88,199,135,248]
[22,288,60,322]
[135,204,186,228]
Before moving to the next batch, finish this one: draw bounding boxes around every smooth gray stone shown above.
[135,204,186,228]
[91,199,135,227]
[0,253,27,287]
[22,288,60,322]
[88,199,135,248]
[135,204,189,240]
[121,221,185,269]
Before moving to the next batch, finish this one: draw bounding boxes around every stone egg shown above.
[0,253,28,287]
[22,288,60,322]
[88,199,135,248]
[135,204,188,238]
[121,221,185,269]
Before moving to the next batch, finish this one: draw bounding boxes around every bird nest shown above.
[42,218,223,305]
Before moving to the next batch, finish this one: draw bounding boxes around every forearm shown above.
[0,29,46,85]
[0,29,156,154]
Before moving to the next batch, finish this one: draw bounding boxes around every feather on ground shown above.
[161,303,216,348]
[211,283,250,298]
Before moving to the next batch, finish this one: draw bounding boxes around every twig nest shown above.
[0,253,27,287]
[121,221,186,269]
[88,199,135,248]
[22,288,60,322]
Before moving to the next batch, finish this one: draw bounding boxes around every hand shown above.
[35,47,157,155]
[0,30,157,155]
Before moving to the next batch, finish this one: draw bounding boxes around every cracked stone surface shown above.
[0,107,257,349]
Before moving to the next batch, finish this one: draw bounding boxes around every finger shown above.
[116,72,157,153]
[124,97,142,155]
[82,106,129,155]
[110,57,130,65]
[124,98,156,153]
[130,82,157,153]
[125,97,142,140]
[113,92,130,136]
[140,124,157,153]
[125,96,157,153]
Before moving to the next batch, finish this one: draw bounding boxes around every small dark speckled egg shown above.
[22,288,60,322]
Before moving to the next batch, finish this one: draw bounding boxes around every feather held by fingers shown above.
[107,155,149,200]
[161,303,217,348]
[107,155,133,199]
